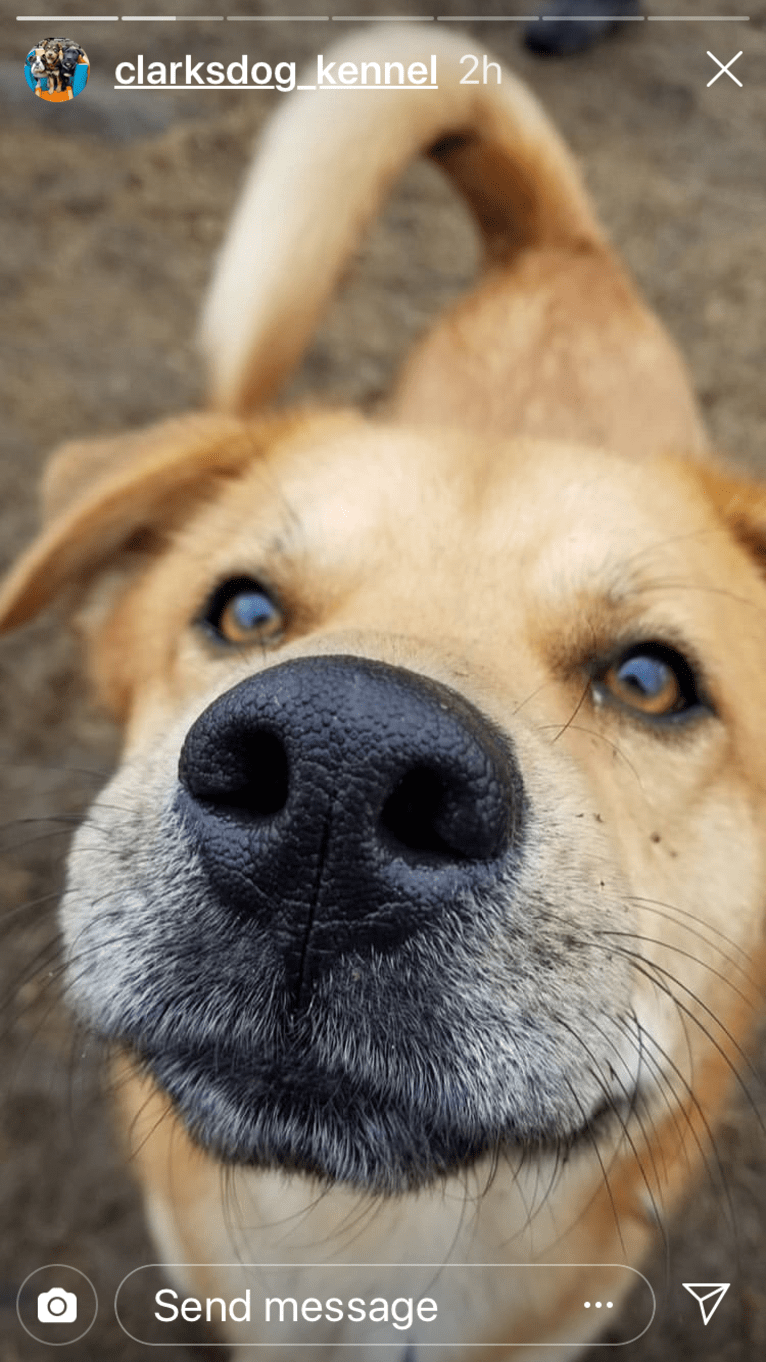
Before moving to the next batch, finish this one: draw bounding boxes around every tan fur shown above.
[1,25,764,1361]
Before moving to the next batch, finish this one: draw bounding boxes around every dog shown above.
[2,25,764,1360]
[29,41,65,94]
[29,37,82,95]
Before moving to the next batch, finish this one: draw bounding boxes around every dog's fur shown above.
[2,27,765,1360]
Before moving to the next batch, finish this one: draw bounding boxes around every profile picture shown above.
[25,37,89,102]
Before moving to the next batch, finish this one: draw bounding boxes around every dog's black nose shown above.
[177,656,521,1003]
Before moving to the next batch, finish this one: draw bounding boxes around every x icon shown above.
[707,51,743,87]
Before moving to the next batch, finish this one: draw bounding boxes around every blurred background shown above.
[0,1,764,1357]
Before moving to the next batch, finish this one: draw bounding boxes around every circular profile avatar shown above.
[25,37,89,102]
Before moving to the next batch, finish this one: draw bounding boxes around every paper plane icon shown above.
[682,1283,730,1325]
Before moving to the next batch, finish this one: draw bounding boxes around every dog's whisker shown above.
[611,526,721,576]
[0,761,108,780]
[553,1013,669,1249]
[610,1011,678,1190]
[0,888,61,930]
[613,1015,705,1233]
[625,894,756,967]
[21,939,130,1032]
[519,1137,570,1244]
[561,1076,627,1258]
[562,1009,664,1175]
[631,572,766,616]
[616,1032,678,1222]
[0,948,104,1104]
[509,681,550,720]
[116,1067,183,1170]
[0,812,88,829]
[612,947,765,1116]
[629,1023,743,1256]
[598,930,759,1011]
[1,932,64,1009]
[490,1143,542,1249]
[539,1128,629,1264]
[613,952,766,1189]
[317,1193,395,1259]
[625,1023,714,1186]
[547,679,590,747]
[0,825,84,856]
[540,720,643,788]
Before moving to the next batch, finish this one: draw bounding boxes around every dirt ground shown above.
[1,1,765,1358]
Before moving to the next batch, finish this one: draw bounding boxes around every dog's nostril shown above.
[380,759,508,863]
[226,728,289,816]
[184,727,290,818]
[381,766,464,861]
[239,729,290,815]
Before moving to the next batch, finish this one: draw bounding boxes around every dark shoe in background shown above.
[524,0,643,57]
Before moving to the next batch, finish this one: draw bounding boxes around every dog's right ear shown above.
[0,409,332,634]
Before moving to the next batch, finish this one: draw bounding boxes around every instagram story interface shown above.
[0,2,763,1358]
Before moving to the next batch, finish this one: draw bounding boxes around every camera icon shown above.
[37,1288,78,1323]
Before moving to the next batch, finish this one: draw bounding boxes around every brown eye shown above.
[200,577,282,646]
[600,645,701,719]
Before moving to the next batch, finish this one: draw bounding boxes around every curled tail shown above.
[199,26,606,415]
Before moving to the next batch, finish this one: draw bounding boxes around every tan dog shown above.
[2,26,764,1360]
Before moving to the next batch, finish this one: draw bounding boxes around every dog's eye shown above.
[599,644,701,719]
[200,577,282,646]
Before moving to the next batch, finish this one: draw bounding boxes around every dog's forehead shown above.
[211,425,725,601]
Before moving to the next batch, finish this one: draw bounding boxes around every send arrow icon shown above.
[682,1283,730,1325]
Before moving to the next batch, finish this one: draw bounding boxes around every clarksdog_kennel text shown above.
[114,53,446,90]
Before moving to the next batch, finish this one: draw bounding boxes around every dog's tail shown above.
[200,26,606,415]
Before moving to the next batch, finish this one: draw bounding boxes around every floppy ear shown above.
[0,409,314,634]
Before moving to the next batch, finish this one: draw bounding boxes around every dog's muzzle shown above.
[68,654,629,1183]
[177,655,520,1007]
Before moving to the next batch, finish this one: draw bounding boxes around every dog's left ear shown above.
[0,409,329,633]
